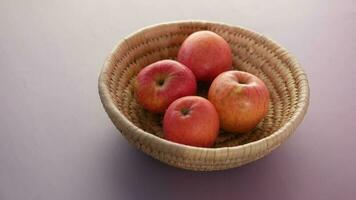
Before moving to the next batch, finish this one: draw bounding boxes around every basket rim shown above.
[98,20,310,153]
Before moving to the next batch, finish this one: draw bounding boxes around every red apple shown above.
[163,96,219,147]
[135,60,197,113]
[177,30,232,82]
[208,71,270,133]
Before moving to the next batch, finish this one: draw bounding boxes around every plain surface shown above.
[1,0,356,199]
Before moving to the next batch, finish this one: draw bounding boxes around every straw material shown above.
[98,21,310,171]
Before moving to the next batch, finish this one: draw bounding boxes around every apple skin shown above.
[135,60,197,113]
[177,31,232,82]
[163,96,219,147]
[208,71,270,133]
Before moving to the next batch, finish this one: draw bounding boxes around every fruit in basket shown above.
[177,31,232,82]
[135,60,197,113]
[163,96,219,147]
[208,70,270,133]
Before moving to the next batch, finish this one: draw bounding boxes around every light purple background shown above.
[1,0,356,199]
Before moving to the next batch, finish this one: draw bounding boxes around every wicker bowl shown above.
[98,21,309,171]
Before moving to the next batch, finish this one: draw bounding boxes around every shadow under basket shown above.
[98,21,310,171]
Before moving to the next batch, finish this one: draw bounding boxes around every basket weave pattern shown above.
[99,21,309,171]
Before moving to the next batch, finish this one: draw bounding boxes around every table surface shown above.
[1,0,356,199]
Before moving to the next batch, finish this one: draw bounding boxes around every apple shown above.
[163,96,219,147]
[135,59,197,113]
[208,71,270,133]
[177,30,232,82]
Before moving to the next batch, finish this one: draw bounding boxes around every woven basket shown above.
[98,21,310,171]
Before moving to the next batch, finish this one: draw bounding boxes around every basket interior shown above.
[105,22,301,148]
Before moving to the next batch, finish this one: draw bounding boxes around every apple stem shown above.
[180,108,190,116]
